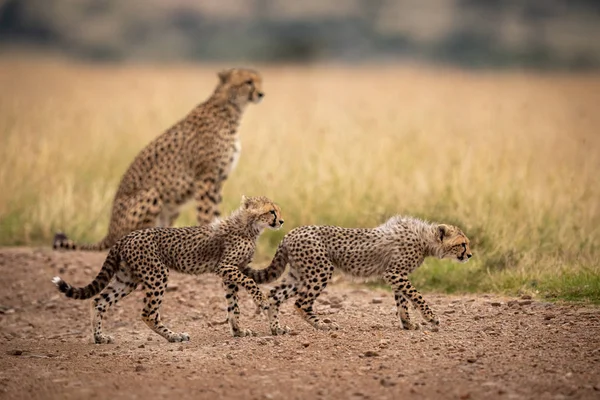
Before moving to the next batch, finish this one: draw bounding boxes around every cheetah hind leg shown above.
[141,302,190,343]
[91,269,138,344]
[140,265,190,342]
[294,272,339,331]
[122,188,165,232]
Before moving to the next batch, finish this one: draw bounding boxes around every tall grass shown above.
[1,58,599,302]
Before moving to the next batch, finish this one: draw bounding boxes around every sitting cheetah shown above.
[52,196,284,343]
[243,216,472,335]
[54,68,264,251]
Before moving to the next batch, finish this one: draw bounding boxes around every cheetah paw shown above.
[316,321,339,331]
[168,332,190,342]
[233,328,256,338]
[401,320,420,330]
[271,325,291,336]
[94,334,115,344]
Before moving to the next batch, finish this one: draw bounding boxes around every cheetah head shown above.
[241,195,284,231]
[217,68,264,106]
[436,224,472,263]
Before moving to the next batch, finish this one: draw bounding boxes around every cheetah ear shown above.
[438,225,449,242]
[241,195,250,208]
[218,69,232,84]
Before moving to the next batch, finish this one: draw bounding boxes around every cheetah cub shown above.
[54,68,264,251]
[52,196,284,343]
[243,216,471,335]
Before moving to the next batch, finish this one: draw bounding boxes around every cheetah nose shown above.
[467,254,472,259]
[257,92,264,98]
[279,219,284,225]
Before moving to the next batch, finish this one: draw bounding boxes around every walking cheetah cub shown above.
[52,196,284,343]
[243,216,471,334]
[54,68,264,251]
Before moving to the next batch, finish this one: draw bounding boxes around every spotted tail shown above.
[52,247,120,300]
[241,240,288,284]
[53,232,113,252]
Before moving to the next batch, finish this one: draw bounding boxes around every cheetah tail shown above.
[53,232,113,252]
[241,241,288,284]
[52,247,120,300]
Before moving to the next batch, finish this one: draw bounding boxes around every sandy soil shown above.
[0,247,599,400]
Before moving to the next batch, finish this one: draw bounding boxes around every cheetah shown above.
[54,68,264,251]
[243,216,472,335]
[52,196,284,343]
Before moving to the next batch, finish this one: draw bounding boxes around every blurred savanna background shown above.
[0,0,599,302]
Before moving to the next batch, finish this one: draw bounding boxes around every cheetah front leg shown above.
[266,277,298,335]
[394,291,419,330]
[157,207,180,227]
[220,281,247,336]
[385,271,438,328]
[401,277,439,326]
[194,177,223,225]
[383,271,419,330]
[217,265,270,337]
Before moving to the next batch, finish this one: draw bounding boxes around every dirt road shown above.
[0,248,598,400]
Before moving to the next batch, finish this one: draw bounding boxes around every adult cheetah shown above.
[243,216,472,335]
[54,68,264,251]
[52,196,284,343]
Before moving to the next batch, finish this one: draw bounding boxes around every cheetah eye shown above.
[245,79,253,86]
[269,210,277,216]
[461,243,467,249]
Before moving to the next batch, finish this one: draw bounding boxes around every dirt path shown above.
[0,248,598,400]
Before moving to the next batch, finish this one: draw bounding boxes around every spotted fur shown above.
[53,196,284,343]
[243,216,472,335]
[54,68,264,251]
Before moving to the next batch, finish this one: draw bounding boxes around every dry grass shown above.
[1,58,599,301]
